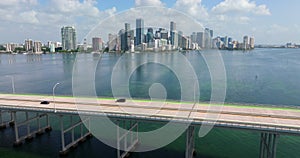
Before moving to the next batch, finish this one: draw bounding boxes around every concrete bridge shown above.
[0,93,300,158]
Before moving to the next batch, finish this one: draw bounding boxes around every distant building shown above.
[146,28,154,47]
[61,26,77,51]
[204,28,212,49]
[119,29,126,51]
[124,23,131,51]
[243,36,249,50]
[33,41,42,53]
[191,32,197,43]
[136,18,144,46]
[50,43,56,53]
[92,37,103,52]
[108,33,117,51]
[25,39,33,52]
[170,21,178,49]
[250,37,255,49]
[5,43,12,52]
[178,31,183,48]
[196,32,205,49]
[160,29,168,40]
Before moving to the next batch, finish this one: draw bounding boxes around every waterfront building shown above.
[108,33,117,51]
[250,37,255,49]
[136,18,144,46]
[170,21,178,49]
[146,28,154,48]
[119,29,126,51]
[50,43,56,53]
[92,37,103,52]
[204,28,212,49]
[191,32,197,43]
[125,23,131,51]
[33,41,42,53]
[61,26,77,51]
[5,43,12,52]
[130,40,135,52]
[196,32,205,49]
[178,31,183,48]
[228,37,233,45]
[25,39,33,52]
[160,29,168,41]
[243,36,249,50]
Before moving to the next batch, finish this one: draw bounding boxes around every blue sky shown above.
[0,0,299,45]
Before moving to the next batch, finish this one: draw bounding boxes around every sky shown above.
[0,0,299,45]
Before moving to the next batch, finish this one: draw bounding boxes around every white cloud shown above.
[0,0,37,7]
[212,0,271,15]
[0,0,118,43]
[20,10,39,24]
[173,0,208,19]
[135,0,164,7]
[50,0,101,17]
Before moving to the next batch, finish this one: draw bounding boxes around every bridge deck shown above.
[0,94,300,135]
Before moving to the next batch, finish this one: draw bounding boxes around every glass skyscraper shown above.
[136,18,144,46]
[61,26,77,51]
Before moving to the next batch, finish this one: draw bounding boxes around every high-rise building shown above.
[50,43,56,53]
[204,28,212,49]
[108,33,117,51]
[191,32,197,43]
[125,23,131,51]
[25,39,33,52]
[33,41,42,53]
[136,18,144,46]
[92,37,103,52]
[250,37,255,49]
[196,32,205,49]
[160,28,168,40]
[119,29,126,51]
[243,36,249,50]
[170,21,178,48]
[178,31,183,48]
[146,28,154,47]
[61,26,77,51]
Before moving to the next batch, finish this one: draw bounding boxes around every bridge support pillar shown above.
[12,112,52,147]
[59,115,92,156]
[259,133,279,158]
[185,126,195,158]
[0,111,14,130]
[117,120,139,158]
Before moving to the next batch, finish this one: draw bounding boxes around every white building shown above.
[33,41,42,54]
[25,39,33,52]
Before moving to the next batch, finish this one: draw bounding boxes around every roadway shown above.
[0,94,300,135]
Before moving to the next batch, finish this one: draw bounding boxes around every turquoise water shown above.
[0,49,300,157]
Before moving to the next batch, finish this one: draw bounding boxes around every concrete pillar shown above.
[186,126,195,158]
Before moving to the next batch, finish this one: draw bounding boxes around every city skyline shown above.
[0,0,299,45]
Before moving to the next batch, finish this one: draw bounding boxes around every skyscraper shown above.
[136,18,144,46]
[250,37,255,49]
[61,26,77,51]
[92,37,103,52]
[146,28,154,47]
[204,28,212,49]
[125,23,131,51]
[170,21,178,48]
[119,29,126,51]
[196,32,205,49]
[243,36,249,50]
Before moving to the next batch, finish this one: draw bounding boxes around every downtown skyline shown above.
[0,0,299,45]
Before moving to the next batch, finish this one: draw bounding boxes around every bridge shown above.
[0,93,300,158]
